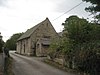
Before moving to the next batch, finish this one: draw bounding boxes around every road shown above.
[10,51,76,75]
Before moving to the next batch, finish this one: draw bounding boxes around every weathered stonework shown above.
[17,18,59,56]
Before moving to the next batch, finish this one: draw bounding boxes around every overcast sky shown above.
[0,0,91,42]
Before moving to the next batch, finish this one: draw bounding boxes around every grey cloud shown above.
[0,0,7,6]
[53,0,91,19]
[54,0,83,12]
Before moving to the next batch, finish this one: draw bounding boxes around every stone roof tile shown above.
[18,18,49,41]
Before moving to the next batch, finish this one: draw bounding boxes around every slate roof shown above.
[18,18,49,41]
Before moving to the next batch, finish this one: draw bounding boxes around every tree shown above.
[0,40,5,53]
[5,33,23,50]
[82,0,100,22]
[62,15,91,69]
[62,15,100,75]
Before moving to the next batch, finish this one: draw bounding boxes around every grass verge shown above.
[44,59,79,75]
[4,57,14,75]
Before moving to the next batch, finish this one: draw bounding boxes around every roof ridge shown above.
[18,18,49,41]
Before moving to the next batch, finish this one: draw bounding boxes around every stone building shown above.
[16,18,59,56]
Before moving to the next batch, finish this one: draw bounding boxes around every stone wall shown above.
[30,19,59,56]
[17,18,59,56]
[17,38,32,55]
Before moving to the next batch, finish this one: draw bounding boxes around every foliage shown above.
[0,40,5,53]
[5,33,23,50]
[49,38,63,59]
[4,57,14,75]
[82,0,100,22]
[62,15,100,75]
[49,15,100,74]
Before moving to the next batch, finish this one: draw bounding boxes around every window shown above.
[43,36,50,39]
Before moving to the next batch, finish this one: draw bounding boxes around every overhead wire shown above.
[53,1,83,21]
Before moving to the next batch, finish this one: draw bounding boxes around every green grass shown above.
[4,57,14,75]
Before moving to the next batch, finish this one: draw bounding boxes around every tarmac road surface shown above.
[10,51,76,75]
